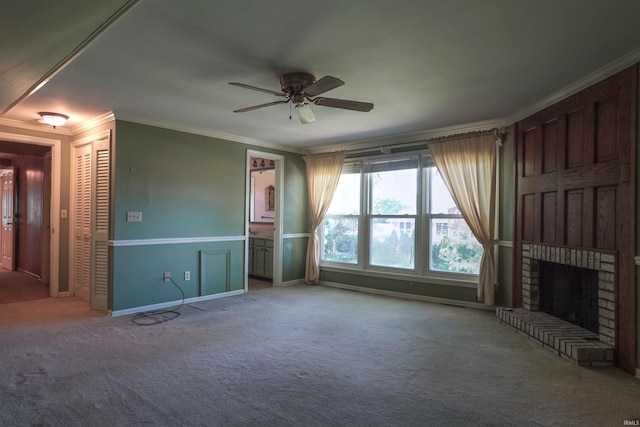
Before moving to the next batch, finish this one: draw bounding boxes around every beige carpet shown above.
[1,284,639,426]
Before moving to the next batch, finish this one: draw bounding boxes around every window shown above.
[323,167,360,264]
[428,168,482,274]
[321,154,482,278]
[368,159,417,269]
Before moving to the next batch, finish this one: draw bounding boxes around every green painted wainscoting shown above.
[282,237,308,283]
[320,269,478,302]
[111,241,244,311]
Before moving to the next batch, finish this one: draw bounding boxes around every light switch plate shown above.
[126,211,142,222]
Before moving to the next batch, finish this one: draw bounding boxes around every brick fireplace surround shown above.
[497,243,615,366]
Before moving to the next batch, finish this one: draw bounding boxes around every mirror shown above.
[249,164,275,223]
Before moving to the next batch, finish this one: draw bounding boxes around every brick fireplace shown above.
[498,243,616,366]
[521,243,616,346]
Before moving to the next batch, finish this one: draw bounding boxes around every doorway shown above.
[246,150,283,291]
[0,136,58,304]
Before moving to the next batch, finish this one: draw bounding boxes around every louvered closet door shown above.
[73,138,110,311]
[91,140,109,311]
[74,144,92,303]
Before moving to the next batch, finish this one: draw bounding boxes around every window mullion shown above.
[360,167,369,269]
[416,159,425,274]
[424,164,432,274]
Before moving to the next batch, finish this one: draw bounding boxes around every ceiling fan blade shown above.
[233,100,289,113]
[303,76,344,97]
[228,82,286,97]
[313,97,374,112]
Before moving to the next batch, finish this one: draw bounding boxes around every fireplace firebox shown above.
[538,261,599,334]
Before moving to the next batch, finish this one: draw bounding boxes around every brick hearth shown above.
[497,308,614,366]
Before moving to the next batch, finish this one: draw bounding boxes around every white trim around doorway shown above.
[0,131,62,297]
[246,150,284,290]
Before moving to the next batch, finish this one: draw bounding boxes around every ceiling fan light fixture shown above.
[229,73,373,122]
[38,112,69,128]
[295,102,316,124]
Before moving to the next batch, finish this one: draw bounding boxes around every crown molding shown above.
[0,117,73,136]
[113,112,307,154]
[70,111,115,135]
[505,47,640,127]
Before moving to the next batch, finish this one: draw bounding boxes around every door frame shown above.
[246,150,284,289]
[0,131,61,296]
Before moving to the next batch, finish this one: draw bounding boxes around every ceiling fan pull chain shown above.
[289,102,292,120]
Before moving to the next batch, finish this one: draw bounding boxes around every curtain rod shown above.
[427,128,504,145]
[313,128,506,159]
[345,140,427,156]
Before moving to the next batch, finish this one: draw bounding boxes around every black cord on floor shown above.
[131,277,185,326]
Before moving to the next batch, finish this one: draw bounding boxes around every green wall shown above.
[112,241,245,310]
[495,126,514,307]
[113,122,246,239]
[110,121,308,311]
[283,237,307,282]
[282,153,310,234]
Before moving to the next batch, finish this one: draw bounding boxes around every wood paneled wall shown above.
[514,65,637,373]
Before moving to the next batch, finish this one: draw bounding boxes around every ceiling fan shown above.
[229,72,374,124]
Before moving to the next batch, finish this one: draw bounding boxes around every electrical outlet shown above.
[126,211,143,222]
[184,271,190,281]
[163,272,170,282]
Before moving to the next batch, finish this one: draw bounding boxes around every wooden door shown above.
[41,153,51,285]
[1,168,16,270]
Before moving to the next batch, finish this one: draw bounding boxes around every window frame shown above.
[320,151,481,284]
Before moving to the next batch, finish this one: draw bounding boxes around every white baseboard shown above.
[109,289,246,317]
[276,278,305,287]
[319,280,494,310]
[55,291,71,297]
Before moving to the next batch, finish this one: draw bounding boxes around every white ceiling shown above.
[2,0,640,151]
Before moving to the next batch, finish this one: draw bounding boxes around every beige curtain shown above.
[428,132,497,305]
[305,151,346,284]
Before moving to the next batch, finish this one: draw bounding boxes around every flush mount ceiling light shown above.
[38,112,69,129]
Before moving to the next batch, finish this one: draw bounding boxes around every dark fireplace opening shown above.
[538,261,599,334]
